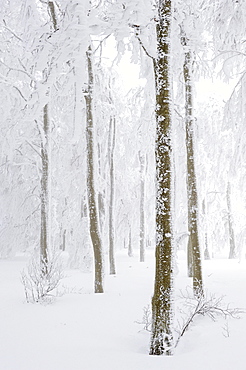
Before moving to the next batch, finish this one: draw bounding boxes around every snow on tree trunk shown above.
[85,45,104,293]
[182,32,203,297]
[40,1,58,274]
[227,182,236,259]
[128,222,133,257]
[203,199,210,260]
[40,103,50,273]
[149,0,174,356]
[139,152,145,262]
[108,116,116,275]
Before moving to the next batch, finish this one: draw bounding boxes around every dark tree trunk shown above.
[149,0,174,356]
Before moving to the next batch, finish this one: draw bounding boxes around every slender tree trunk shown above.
[227,182,236,259]
[128,222,133,257]
[40,103,50,273]
[108,116,116,274]
[85,45,104,293]
[203,199,210,260]
[39,1,58,273]
[39,1,58,274]
[182,32,203,297]
[139,152,145,262]
[150,0,174,356]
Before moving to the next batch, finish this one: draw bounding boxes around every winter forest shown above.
[1,0,246,369]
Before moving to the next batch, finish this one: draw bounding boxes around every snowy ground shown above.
[1,250,246,370]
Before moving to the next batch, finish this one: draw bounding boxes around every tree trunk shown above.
[149,0,174,356]
[40,103,50,273]
[139,152,145,262]
[182,31,203,297]
[39,1,58,274]
[108,116,116,274]
[85,45,104,293]
[227,182,236,259]
[203,199,210,260]
[128,223,133,257]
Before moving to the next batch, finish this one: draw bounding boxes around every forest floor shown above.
[0,249,245,370]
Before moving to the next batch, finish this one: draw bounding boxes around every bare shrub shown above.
[137,288,244,351]
[21,252,64,303]
[135,305,152,332]
[175,287,245,347]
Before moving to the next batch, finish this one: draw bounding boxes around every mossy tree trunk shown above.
[85,45,104,293]
[181,30,203,297]
[149,0,174,356]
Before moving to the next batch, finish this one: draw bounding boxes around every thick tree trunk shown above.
[182,33,203,297]
[85,45,104,293]
[150,0,174,356]
[108,116,116,274]
[139,152,145,262]
[227,182,236,259]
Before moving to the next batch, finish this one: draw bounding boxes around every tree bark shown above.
[40,103,50,273]
[181,31,203,297]
[150,0,174,356]
[139,152,145,262]
[39,1,58,274]
[108,116,116,274]
[85,45,104,293]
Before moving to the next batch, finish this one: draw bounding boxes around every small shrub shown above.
[21,252,64,303]
[136,305,152,332]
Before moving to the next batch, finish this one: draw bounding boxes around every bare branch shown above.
[175,289,245,348]
[2,20,23,42]
[130,24,155,62]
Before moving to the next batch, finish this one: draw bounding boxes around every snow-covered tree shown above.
[149,0,174,356]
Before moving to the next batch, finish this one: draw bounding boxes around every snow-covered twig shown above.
[21,252,64,304]
[175,288,245,347]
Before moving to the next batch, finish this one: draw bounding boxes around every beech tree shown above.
[108,116,116,274]
[178,6,204,295]
[85,45,104,293]
[149,0,174,356]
